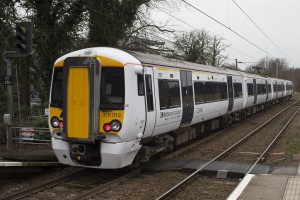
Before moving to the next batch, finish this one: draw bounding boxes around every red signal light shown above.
[103,124,111,132]
[59,121,64,128]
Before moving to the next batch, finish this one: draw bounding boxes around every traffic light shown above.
[15,22,32,55]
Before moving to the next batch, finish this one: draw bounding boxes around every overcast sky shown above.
[150,0,300,70]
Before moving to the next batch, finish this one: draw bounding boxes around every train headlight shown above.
[51,117,60,128]
[110,120,122,131]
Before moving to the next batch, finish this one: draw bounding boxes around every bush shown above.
[31,116,48,128]
[30,116,50,141]
[34,131,51,140]
[31,104,48,117]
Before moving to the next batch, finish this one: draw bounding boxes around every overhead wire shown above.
[227,45,257,60]
[181,0,276,59]
[156,7,258,62]
[232,0,300,66]
[73,0,260,64]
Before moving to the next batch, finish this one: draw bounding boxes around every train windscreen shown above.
[51,67,63,108]
[50,67,125,110]
[100,67,125,110]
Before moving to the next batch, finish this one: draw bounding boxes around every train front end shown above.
[49,48,142,169]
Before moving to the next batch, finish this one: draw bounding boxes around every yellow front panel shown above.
[99,110,124,134]
[50,107,63,130]
[67,68,89,139]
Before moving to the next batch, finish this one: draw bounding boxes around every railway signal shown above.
[4,22,33,151]
[15,22,32,55]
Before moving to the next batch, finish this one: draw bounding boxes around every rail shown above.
[72,169,141,200]
[245,106,300,175]
[0,168,84,200]
[156,100,300,200]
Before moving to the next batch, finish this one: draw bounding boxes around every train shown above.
[49,47,293,169]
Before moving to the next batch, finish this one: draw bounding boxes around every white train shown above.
[49,47,293,169]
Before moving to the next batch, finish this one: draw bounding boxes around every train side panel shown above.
[191,72,228,124]
[230,75,244,112]
[152,67,182,136]
[255,78,267,105]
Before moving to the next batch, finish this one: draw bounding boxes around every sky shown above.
[149,0,300,70]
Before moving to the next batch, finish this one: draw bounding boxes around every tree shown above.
[173,30,228,67]
[246,56,300,92]
[0,0,176,122]
[173,30,210,64]
[208,35,228,67]
[85,0,151,47]
[18,0,86,104]
[119,13,174,54]
[247,57,290,78]
[0,0,18,118]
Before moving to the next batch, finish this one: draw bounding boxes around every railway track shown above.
[2,98,299,199]
[71,169,141,200]
[0,167,140,200]
[0,167,84,200]
[156,100,300,199]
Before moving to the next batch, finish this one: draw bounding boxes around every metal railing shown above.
[8,126,52,150]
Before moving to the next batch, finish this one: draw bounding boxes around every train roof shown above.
[233,70,266,79]
[54,47,141,67]
[54,47,240,76]
[53,47,292,84]
[128,51,241,76]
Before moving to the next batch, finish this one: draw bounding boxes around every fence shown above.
[2,126,52,151]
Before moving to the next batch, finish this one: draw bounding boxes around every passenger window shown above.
[158,79,181,109]
[261,84,266,94]
[257,84,262,95]
[233,83,243,98]
[214,82,221,101]
[145,75,154,111]
[137,74,144,96]
[204,82,214,102]
[158,79,168,109]
[168,81,180,107]
[247,83,254,96]
[220,82,228,100]
[194,82,205,104]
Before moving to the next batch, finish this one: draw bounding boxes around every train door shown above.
[227,76,234,112]
[63,57,101,142]
[253,79,257,104]
[285,83,288,96]
[143,67,156,138]
[180,70,194,126]
[266,80,268,101]
[275,81,278,98]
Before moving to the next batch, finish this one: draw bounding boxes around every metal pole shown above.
[5,57,13,152]
[293,67,295,83]
[293,67,295,92]
[276,59,279,78]
[235,59,238,71]
[15,64,22,126]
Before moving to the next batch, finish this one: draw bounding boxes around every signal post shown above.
[4,22,32,151]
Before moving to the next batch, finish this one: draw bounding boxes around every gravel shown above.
[1,96,300,199]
